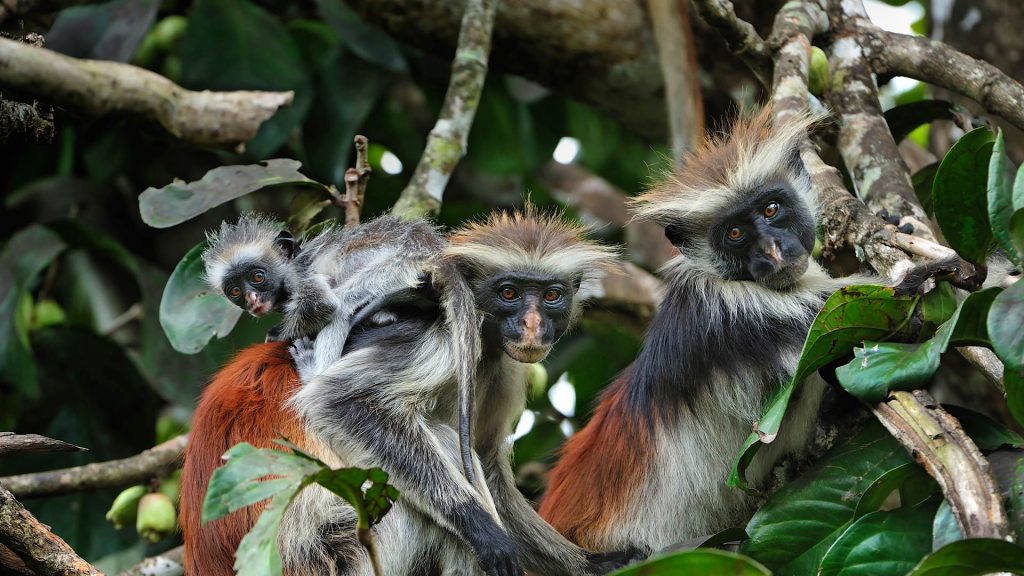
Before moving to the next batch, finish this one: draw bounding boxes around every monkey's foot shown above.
[289,337,318,382]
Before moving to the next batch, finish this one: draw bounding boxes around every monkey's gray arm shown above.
[481,448,635,575]
[277,272,338,341]
[291,377,523,576]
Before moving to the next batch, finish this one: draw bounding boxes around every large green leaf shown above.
[0,226,68,396]
[730,286,917,489]
[741,423,913,574]
[159,241,242,354]
[835,288,1000,402]
[819,501,938,576]
[933,127,995,263]
[989,280,1024,424]
[988,130,1021,264]
[609,549,770,576]
[908,538,1024,575]
[180,0,312,158]
[139,159,325,228]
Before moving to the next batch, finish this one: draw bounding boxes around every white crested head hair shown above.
[201,213,287,291]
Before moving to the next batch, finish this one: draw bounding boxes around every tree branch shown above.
[0,433,85,457]
[0,485,102,576]
[0,435,186,499]
[646,0,703,159]
[343,135,371,226]
[391,0,497,218]
[690,0,772,85]
[0,37,293,151]
[116,546,183,576]
[872,390,1010,538]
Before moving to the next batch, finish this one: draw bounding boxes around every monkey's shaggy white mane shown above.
[201,213,286,290]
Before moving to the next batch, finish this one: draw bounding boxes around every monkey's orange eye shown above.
[229,286,242,299]
[764,202,780,218]
[544,289,562,303]
[499,287,518,301]
[727,227,745,241]
[250,270,266,285]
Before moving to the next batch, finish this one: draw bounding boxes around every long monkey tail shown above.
[438,258,483,490]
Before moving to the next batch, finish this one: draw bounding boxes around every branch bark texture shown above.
[0,485,102,576]
[0,433,84,456]
[0,435,186,498]
[646,0,703,159]
[392,0,497,218]
[0,37,293,150]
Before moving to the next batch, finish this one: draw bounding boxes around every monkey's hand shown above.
[466,520,523,576]
[585,548,647,574]
[289,337,318,382]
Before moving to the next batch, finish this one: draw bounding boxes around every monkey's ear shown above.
[663,224,692,252]
[275,230,296,259]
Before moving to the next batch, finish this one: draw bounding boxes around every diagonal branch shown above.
[690,0,772,85]
[646,0,704,159]
[0,37,293,151]
[391,0,498,218]
[0,484,102,576]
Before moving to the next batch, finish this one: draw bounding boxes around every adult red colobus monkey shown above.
[540,107,879,553]
[182,209,633,575]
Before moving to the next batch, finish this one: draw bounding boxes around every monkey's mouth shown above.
[503,343,551,364]
[758,255,810,290]
[247,301,273,316]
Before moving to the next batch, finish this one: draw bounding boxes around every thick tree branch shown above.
[0,37,293,150]
[689,0,771,85]
[0,435,186,499]
[0,485,102,576]
[646,0,703,159]
[864,28,1024,134]
[391,0,497,218]
[0,433,84,456]
[872,390,1010,538]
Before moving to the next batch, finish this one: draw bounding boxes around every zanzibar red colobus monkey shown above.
[181,209,635,575]
[540,107,881,553]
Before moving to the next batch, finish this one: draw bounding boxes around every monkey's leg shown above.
[281,273,339,340]
[291,380,521,576]
[480,449,639,575]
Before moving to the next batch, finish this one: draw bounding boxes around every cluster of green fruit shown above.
[105,470,181,543]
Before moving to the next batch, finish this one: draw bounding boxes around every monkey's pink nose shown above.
[247,292,260,307]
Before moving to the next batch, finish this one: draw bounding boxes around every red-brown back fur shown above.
[539,370,653,549]
[181,342,308,576]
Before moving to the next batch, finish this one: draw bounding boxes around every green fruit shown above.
[137,493,177,543]
[151,16,188,49]
[808,46,830,96]
[527,363,548,398]
[105,485,146,530]
[158,469,182,504]
[32,300,66,330]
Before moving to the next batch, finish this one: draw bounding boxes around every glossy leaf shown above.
[819,501,937,576]
[139,159,325,228]
[742,423,912,575]
[0,227,67,396]
[1015,162,1024,211]
[730,286,917,489]
[908,538,1024,575]
[990,280,1024,424]
[931,500,961,551]
[988,130,1021,264]
[159,242,242,354]
[609,549,770,576]
[1011,207,1024,259]
[836,288,1000,402]
[933,127,995,263]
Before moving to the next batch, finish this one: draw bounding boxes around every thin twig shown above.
[0,433,85,456]
[344,135,372,227]
[391,0,498,218]
[0,37,292,150]
[0,485,103,576]
[0,435,186,498]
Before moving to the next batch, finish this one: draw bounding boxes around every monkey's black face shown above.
[711,186,815,288]
[222,263,286,317]
[477,271,576,364]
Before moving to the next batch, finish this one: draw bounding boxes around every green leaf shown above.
[159,242,242,354]
[921,282,957,330]
[931,500,961,551]
[933,127,995,263]
[234,487,301,576]
[945,405,1024,451]
[202,443,321,523]
[139,159,325,229]
[885,100,964,144]
[854,463,934,518]
[730,286,917,489]
[741,422,913,574]
[0,227,67,396]
[990,280,1024,425]
[1010,207,1024,259]
[46,0,160,62]
[1015,161,1024,212]
[819,501,938,576]
[835,288,1001,402]
[181,0,312,158]
[988,130,1021,264]
[314,0,408,73]
[609,549,770,576]
[908,538,1024,575]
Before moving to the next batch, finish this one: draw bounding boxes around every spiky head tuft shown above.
[445,203,620,290]
[201,213,288,291]
[632,105,822,227]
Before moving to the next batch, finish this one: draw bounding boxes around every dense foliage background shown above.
[1,0,1023,574]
